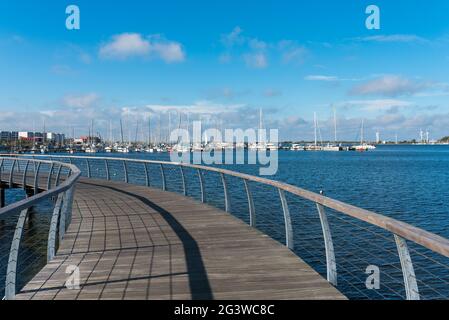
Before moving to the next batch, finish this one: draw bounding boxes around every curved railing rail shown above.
[2,154,449,300]
[0,157,80,300]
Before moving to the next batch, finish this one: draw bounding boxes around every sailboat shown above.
[249,109,278,150]
[172,112,191,153]
[305,112,322,151]
[322,106,343,151]
[351,119,376,151]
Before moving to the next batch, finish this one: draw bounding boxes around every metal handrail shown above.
[3,154,449,300]
[0,157,81,300]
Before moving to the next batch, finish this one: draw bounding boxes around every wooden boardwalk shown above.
[15,178,345,300]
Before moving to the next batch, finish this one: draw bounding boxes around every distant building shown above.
[0,131,11,141]
[18,132,34,140]
[46,132,65,144]
[79,136,101,144]
[1,130,64,144]
[18,132,44,143]
[0,131,18,142]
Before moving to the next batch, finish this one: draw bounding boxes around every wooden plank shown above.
[15,177,345,300]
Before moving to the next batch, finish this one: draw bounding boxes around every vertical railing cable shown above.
[198,169,205,203]
[160,164,166,191]
[47,193,64,262]
[243,179,256,227]
[221,173,230,213]
[33,162,41,195]
[5,208,29,300]
[316,192,337,286]
[278,188,294,250]
[394,235,420,300]
[180,166,187,196]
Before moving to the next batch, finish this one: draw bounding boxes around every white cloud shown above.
[249,38,268,50]
[143,100,246,114]
[350,75,429,97]
[63,93,99,109]
[340,99,412,112]
[221,26,245,47]
[50,65,75,76]
[243,53,268,69]
[99,33,150,59]
[99,33,185,63]
[263,89,282,97]
[218,53,232,64]
[151,41,185,63]
[305,75,339,82]
[219,28,308,68]
[354,34,428,43]
[278,40,307,65]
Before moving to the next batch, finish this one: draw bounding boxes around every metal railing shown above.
[3,154,449,300]
[0,157,80,300]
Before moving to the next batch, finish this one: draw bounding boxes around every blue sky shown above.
[1,0,449,141]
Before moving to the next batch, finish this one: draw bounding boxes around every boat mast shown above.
[91,119,94,145]
[333,106,337,144]
[120,118,124,144]
[259,108,263,144]
[127,111,131,144]
[168,111,171,144]
[314,112,317,147]
[135,120,139,143]
[158,113,162,145]
[177,111,182,145]
[148,114,151,145]
[109,120,113,144]
[361,119,364,145]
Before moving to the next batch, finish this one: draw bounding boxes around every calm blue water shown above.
[75,144,449,237]
[1,145,449,299]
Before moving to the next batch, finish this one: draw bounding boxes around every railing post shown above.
[197,169,205,203]
[316,192,337,286]
[123,160,129,183]
[220,173,230,213]
[0,187,5,208]
[22,160,29,190]
[9,159,17,188]
[55,164,63,187]
[243,179,256,227]
[33,162,41,195]
[46,162,54,190]
[160,164,166,191]
[143,163,149,187]
[0,158,4,178]
[47,193,64,262]
[5,208,29,300]
[65,186,76,226]
[59,188,74,241]
[86,158,91,178]
[105,159,110,180]
[394,235,420,300]
[278,188,294,250]
[180,166,187,196]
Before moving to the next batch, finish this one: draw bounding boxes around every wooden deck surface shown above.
[14,177,345,300]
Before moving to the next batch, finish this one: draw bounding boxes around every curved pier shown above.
[14,177,344,300]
